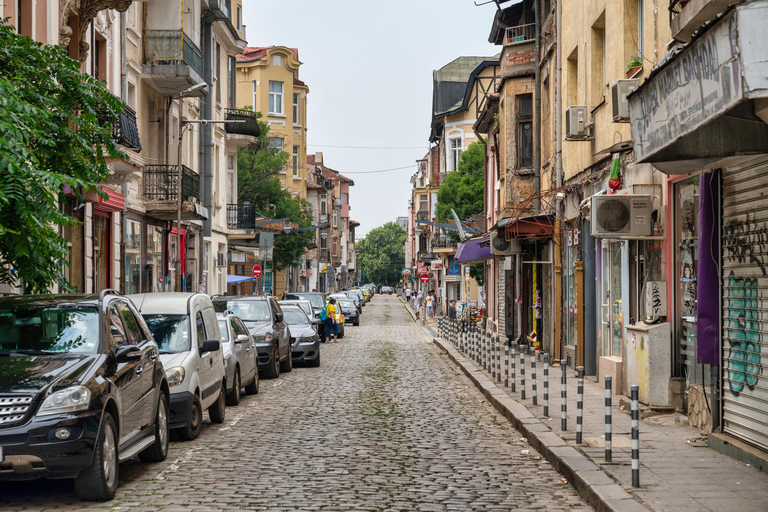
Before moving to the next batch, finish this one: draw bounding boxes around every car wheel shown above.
[309,350,320,368]
[280,348,293,373]
[208,386,226,424]
[226,368,241,406]
[338,325,345,339]
[75,413,118,501]
[244,371,259,395]
[139,393,169,463]
[353,319,360,326]
[177,394,203,441]
[263,348,280,379]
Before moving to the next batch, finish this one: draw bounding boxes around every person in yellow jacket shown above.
[322,298,338,343]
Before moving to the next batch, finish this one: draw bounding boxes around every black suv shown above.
[0,291,169,501]
[212,296,291,379]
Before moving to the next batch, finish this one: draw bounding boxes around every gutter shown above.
[533,0,542,214]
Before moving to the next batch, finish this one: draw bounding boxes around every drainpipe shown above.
[202,14,214,239]
[120,12,127,101]
[552,0,564,363]
[533,0,542,214]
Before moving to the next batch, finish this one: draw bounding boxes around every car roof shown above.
[0,294,101,308]
[126,292,210,315]
[213,295,269,302]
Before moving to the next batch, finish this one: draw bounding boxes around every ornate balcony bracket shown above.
[60,0,133,62]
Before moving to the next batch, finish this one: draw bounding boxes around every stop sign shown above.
[252,265,262,278]
[419,273,430,284]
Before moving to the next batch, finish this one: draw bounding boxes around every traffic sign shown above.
[252,265,262,278]
[419,273,430,284]
[416,265,427,274]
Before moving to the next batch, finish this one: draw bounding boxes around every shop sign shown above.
[629,12,742,162]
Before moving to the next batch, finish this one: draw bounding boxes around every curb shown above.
[433,337,649,512]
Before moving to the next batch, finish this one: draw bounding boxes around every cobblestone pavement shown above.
[0,295,591,511]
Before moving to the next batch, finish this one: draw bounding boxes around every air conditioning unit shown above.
[216,251,227,267]
[323,180,332,188]
[612,79,639,122]
[490,231,522,255]
[565,105,588,140]
[590,194,652,238]
[334,198,343,206]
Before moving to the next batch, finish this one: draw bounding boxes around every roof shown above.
[488,1,529,45]
[432,56,494,116]
[237,46,300,63]
[126,292,206,314]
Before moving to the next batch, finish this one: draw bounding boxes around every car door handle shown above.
[149,353,158,361]
[208,358,213,367]
[135,366,143,375]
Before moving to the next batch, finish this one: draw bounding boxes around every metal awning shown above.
[227,275,256,284]
[455,237,492,263]
[503,215,555,241]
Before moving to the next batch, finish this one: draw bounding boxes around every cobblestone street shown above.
[0,296,591,511]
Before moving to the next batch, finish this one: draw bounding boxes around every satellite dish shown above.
[451,209,468,241]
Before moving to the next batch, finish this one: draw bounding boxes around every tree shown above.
[0,21,123,293]
[356,222,406,286]
[236,112,313,271]
[434,141,486,286]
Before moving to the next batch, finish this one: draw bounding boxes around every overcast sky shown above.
[245,0,498,237]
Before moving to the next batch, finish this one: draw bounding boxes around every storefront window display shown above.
[565,228,579,347]
[147,225,164,292]
[124,219,142,294]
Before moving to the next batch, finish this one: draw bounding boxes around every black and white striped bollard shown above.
[631,384,640,487]
[519,344,526,400]
[605,375,613,462]
[510,342,516,392]
[497,343,502,382]
[530,348,538,405]
[576,366,584,444]
[543,353,549,417]
[491,336,496,379]
[504,343,510,388]
[560,360,567,431]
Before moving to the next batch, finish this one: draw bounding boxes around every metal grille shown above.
[505,23,536,45]
[144,165,200,202]
[227,203,257,229]
[144,30,203,78]
[0,396,32,427]
[0,433,29,445]
[225,109,261,138]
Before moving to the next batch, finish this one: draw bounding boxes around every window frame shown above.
[517,94,534,169]
[293,93,300,125]
[448,138,463,172]
[268,81,284,115]
[293,146,300,177]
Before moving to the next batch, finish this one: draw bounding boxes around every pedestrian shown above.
[405,287,412,301]
[413,291,421,319]
[321,298,338,343]
[426,292,435,319]
[448,299,457,319]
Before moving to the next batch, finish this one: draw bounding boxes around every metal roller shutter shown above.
[721,154,768,451]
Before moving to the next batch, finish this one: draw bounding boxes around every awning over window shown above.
[227,275,256,284]
[503,215,555,240]
[455,237,492,263]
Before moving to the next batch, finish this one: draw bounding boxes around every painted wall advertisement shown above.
[629,12,743,162]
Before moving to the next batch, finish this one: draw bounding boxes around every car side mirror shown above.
[115,345,142,362]
[236,334,250,344]
[312,318,322,325]
[200,339,220,354]
[275,313,283,323]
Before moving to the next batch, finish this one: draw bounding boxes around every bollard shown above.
[605,375,613,462]
[530,348,538,405]
[504,343,509,388]
[510,342,516,392]
[519,344,526,400]
[497,343,502,383]
[631,385,640,487]
[576,366,584,444]
[543,353,549,417]
[493,336,499,380]
[560,360,567,431]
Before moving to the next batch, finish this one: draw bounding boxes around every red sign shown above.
[419,273,430,284]
[252,265,262,278]
[416,265,427,274]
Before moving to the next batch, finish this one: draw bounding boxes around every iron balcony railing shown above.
[224,109,261,138]
[505,23,536,45]
[416,211,430,222]
[669,0,686,21]
[319,249,329,262]
[431,237,458,249]
[227,203,257,229]
[144,30,203,77]
[99,98,141,152]
[144,165,200,202]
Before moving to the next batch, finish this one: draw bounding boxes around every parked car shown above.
[283,292,326,319]
[280,305,320,367]
[323,298,346,339]
[349,289,366,307]
[128,292,226,441]
[278,299,313,319]
[381,286,393,295]
[216,312,259,405]
[340,291,363,313]
[337,298,360,326]
[212,296,291,379]
[0,291,170,501]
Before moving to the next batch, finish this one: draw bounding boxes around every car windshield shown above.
[143,315,190,354]
[221,301,271,322]
[283,310,310,325]
[0,306,99,355]
[339,300,356,309]
[280,301,312,317]
[217,320,230,343]
[286,294,324,309]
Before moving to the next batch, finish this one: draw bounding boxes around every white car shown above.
[128,293,226,441]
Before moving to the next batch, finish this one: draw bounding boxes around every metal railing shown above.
[144,165,200,202]
[431,237,458,249]
[416,211,430,222]
[225,109,261,138]
[114,105,142,151]
[144,30,203,77]
[227,203,257,229]
[505,23,535,45]
[669,0,687,21]
[319,249,329,262]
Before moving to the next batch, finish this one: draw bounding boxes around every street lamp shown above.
[282,220,292,234]
[414,224,422,235]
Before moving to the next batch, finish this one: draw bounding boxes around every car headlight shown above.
[264,332,274,342]
[37,386,91,416]
[253,335,266,343]
[166,366,186,388]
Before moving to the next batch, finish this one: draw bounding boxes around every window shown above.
[293,146,300,176]
[567,47,579,108]
[117,302,144,344]
[227,171,235,204]
[124,219,141,295]
[127,82,137,110]
[564,228,579,347]
[269,81,283,114]
[449,138,462,172]
[236,5,242,30]
[195,312,207,349]
[272,55,281,67]
[215,42,221,104]
[517,94,533,168]
[419,195,428,213]
[252,81,257,111]
[637,0,644,55]
[591,12,606,106]
[293,93,300,124]
[333,210,338,227]
[320,195,327,215]
[109,306,129,349]
[228,57,236,108]
[269,138,283,151]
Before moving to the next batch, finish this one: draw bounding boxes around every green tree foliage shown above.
[236,113,313,271]
[434,141,486,286]
[0,21,123,292]
[356,222,406,286]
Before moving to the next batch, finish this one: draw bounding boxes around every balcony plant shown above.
[627,57,643,78]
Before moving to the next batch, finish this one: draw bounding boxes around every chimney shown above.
[315,152,323,166]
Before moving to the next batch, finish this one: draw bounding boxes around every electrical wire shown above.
[342,165,417,175]
[307,144,427,150]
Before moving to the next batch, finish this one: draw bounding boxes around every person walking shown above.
[321,298,338,343]
[405,287,412,302]
[448,299,457,320]
[426,292,435,319]
[413,290,421,319]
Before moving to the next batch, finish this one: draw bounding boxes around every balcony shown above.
[227,203,257,230]
[142,30,205,96]
[144,165,207,220]
[431,237,458,252]
[224,109,261,148]
[501,23,536,79]
[670,0,731,44]
[101,102,141,152]
[319,249,329,262]
[416,211,430,222]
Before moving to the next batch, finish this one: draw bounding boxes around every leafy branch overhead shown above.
[0,21,123,292]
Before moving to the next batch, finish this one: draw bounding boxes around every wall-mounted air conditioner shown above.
[612,79,639,122]
[490,231,522,255]
[565,106,588,140]
[590,194,652,238]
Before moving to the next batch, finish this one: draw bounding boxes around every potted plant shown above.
[627,57,643,78]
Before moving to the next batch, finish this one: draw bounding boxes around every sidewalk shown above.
[415,312,768,511]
